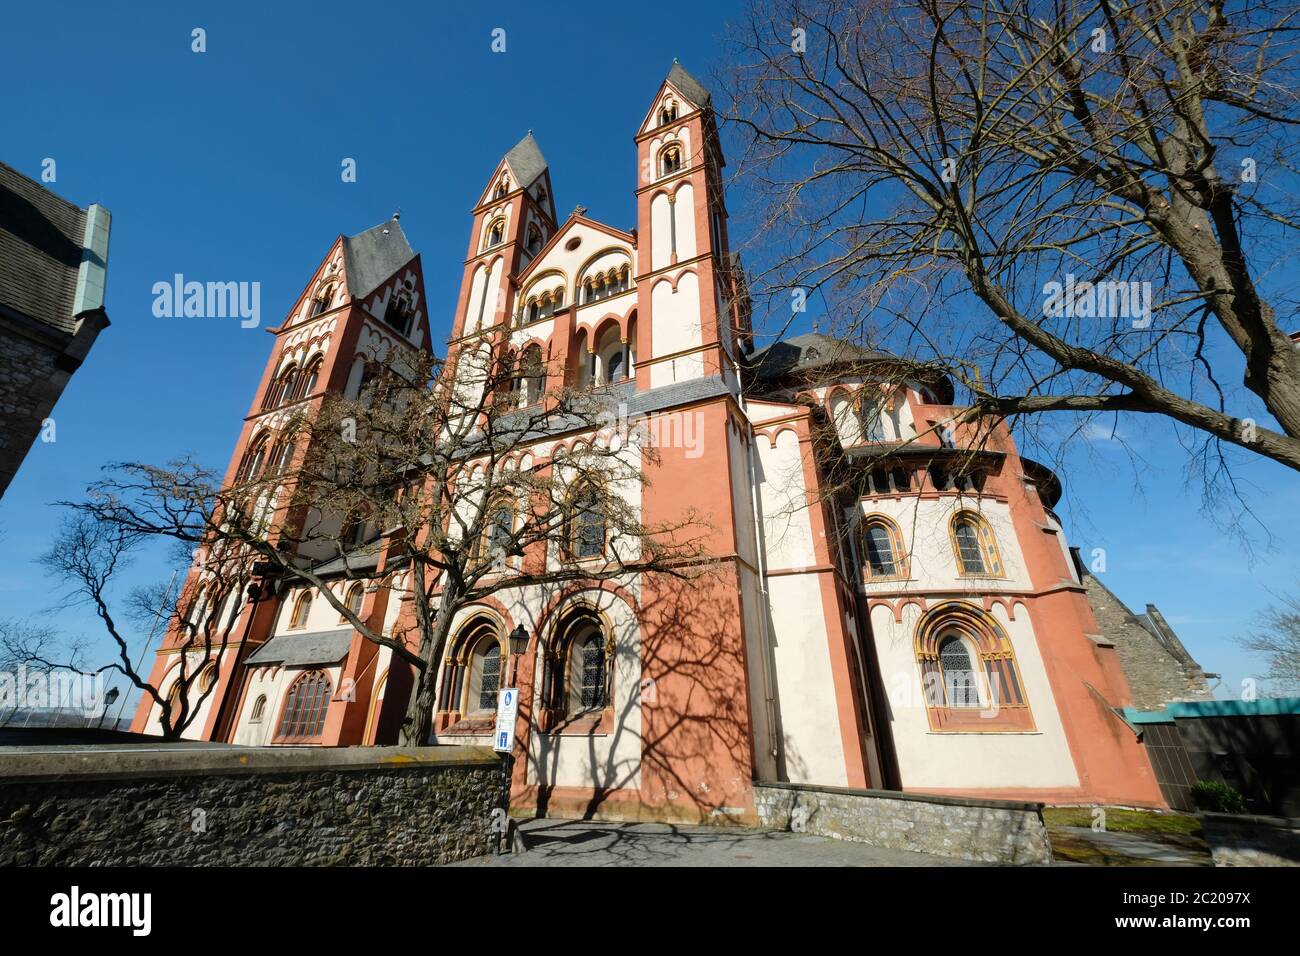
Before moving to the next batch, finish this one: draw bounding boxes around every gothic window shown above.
[607,350,625,384]
[518,344,545,405]
[526,223,543,255]
[486,219,505,248]
[469,639,501,713]
[238,434,270,481]
[384,293,413,337]
[659,144,683,176]
[295,356,323,400]
[951,512,1004,576]
[861,517,907,580]
[263,364,298,409]
[289,591,312,629]
[566,481,606,560]
[859,398,885,441]
[310,285,334,317]
[938,636,980,708]
[267,437,295,476]
[276,670,332,740]
[198,664,218,694]
[482,498,515,566]
[573,632,608,711]
[342,583,364,621]
[250,695,267,723]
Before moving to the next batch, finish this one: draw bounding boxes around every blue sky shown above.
[0,0,1294,715]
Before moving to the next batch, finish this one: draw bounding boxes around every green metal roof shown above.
[1123,697,1300,724]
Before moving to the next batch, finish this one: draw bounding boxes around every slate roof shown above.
[746,332,897,382]
[503,133,548,189]
[0,161,90,335]
[666,61,712,108]
[342,217,414,300]
[245,629,354,667]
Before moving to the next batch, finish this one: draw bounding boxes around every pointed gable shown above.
[342,218,415,299]
[666,61,711,109]
[639,61,713,136]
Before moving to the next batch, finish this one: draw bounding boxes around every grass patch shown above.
[1044,806,1202,836]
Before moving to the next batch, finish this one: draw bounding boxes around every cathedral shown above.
[133,63,1181,820]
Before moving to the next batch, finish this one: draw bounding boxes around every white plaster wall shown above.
[857,496,1031,596]
[871,599,1078,789]
[767,573,847,786]
[755,428,815,571]
[648,272,703,388]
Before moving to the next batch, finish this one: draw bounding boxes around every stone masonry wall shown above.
[0,326,64,493]
[1082,571,1209,711]
[0,745,502,866]
[754,782,1052,864]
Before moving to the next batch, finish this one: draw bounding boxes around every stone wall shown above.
[0,324,64,494]
[1081,570,1209,711]
[0,745,502,866]
[754,782,1052,864]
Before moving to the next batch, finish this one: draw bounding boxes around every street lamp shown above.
[507,623,530,684]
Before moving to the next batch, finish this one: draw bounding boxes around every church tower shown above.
[131,217,431,741]
[634,61,749,392]
[450,133,556,343]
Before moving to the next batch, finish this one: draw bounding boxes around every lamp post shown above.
[495,623,530,854]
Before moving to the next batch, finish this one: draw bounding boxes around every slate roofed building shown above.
[0,161,111,496]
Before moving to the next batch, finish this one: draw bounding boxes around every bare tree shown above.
[39,507,253,739]
[1239,590,1300,693]
[60,341,711,745]
[722,0,1300,492]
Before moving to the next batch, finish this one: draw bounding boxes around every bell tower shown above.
[449,133,556,343]
[634,61,749,391]
[130,216,431,741]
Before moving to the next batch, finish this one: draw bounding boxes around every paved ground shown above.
[1047,825,1213,866]
[453,819,980,867]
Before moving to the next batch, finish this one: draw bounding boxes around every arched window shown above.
[238,434,269,482]
[469,639,501,714]
[938,636,979,708]
[519,344,545,406]
[494,177,509,200]
[567,481,606,560]
[487,219,505,248]
[574,632,608,711]
[951,512,1004,577]
[276,669,332,740]
[859,397,885,442]
[541,610,612,724]
[861,517,907,580]
[659,144,683,176]
[267,437,295,477]
[384,293,413,336]
[310,285,334,317]
[342,583,365,621]
[198,664,218,694]
[263,363,299,409]
[289,591,312,629]
[915,603,1030,730]
[660,101,678,125]
[482,498,515,565]
[527,298,541,323]
[294,357,323,400]
[526,223,543,255]
[250,694,267,723]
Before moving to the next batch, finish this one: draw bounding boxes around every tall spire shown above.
[502,132,548,189]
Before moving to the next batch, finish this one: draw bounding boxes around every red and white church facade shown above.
[133,63,1166,819]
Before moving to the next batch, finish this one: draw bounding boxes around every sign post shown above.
[493,687,519,854]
